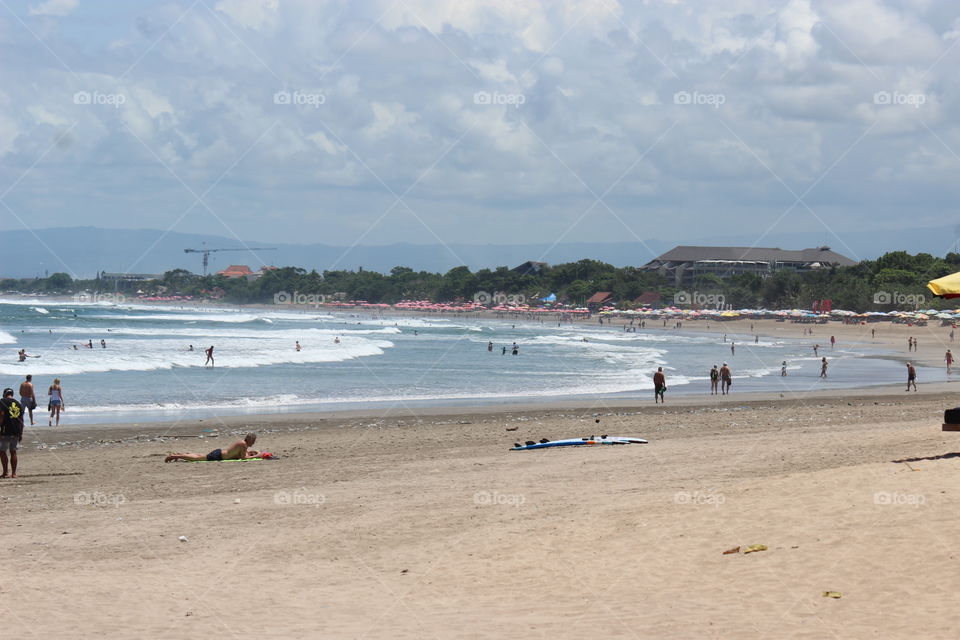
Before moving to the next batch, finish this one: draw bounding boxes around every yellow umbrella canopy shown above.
[928,272,960,299]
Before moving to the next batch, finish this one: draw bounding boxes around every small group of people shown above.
[487,341,519,355]
[655,363,733,402]
[12,375,64,427]
[907,337,918,352]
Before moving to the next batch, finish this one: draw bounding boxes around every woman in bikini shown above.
[48,378,64,426]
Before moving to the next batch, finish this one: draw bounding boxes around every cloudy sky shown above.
[1,0,959,254]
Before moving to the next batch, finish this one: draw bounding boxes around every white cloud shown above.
[28,0,78,17]
[4,0,960,245]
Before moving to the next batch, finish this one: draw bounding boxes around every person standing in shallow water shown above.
[710,365,720,394]
[205,345,215,367]
[947,349,954,375]
[906,362,917,391]
[820,357,828,378]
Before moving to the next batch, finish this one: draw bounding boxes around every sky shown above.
[2,0,960,256]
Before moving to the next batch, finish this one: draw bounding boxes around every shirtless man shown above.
[18,374,36,426]
[720,363,732,395]
[204,345,215,367]
[653,367,666,403]
[165,433,259,462]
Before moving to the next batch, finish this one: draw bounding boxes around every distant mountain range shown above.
[2,225,958,279]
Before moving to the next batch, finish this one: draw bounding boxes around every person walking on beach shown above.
[0,388,24,478]
[951,329,955,342]
[165,433,260,463]
[871,328,876,339]
[48,378,64,426]
[720,363,732,395]
[653,367,666,403]
[830,335,836,349]
[18,375,36,426]
[908,337,914,352]
[710,365,720,394]
[813,344,819,356]
[204,345,215,367]
[730,342,735,356]
[820,357,828,378]
[906,363,917,391]
[947,349,954,375]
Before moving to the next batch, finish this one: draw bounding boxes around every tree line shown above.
[5,251,960,312]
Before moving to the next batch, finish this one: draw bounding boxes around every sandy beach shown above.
[5,374,960,639]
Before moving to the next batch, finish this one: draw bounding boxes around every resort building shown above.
[642,246,856,286]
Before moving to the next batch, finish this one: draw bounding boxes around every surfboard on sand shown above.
[510,435,647,451]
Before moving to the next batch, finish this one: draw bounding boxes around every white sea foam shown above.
[0,336,394,376]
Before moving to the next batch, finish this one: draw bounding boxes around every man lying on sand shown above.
[165,433,259,462]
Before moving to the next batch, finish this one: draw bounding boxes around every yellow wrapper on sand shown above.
[743,544,768,554]
[822,591,842,599]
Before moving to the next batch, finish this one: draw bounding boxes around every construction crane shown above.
[184,246,277,276]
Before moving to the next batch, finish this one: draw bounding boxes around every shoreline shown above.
[23,382,956,445]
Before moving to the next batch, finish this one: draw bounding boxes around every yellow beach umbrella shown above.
[928,272,960,299]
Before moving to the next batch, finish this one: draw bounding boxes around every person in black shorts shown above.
[165,433,259,462]
[0,388,25,478]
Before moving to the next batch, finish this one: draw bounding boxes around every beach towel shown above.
[190,452,275,462]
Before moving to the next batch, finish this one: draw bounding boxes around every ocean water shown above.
[0,298,933,425]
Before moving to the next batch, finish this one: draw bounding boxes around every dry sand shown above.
[5,384,960,639]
